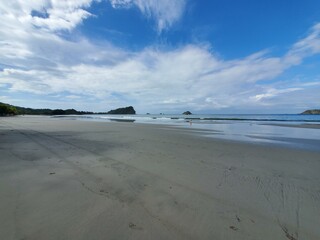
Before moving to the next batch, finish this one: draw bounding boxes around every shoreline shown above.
[262,122,320,129]
[40,114,320,151]
[1,116,320,239]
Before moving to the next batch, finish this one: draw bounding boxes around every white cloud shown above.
[2,38,319,112]
[252,88,303,101]
[0,0,94,33]
[1,1,320,112]
[66,95,82,99]
[284,23,320,66]
[110,0,133,8]
[109,0,186,33]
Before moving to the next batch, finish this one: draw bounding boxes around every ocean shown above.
[84,113,320,123]
[64,114,320,151]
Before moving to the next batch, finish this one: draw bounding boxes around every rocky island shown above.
[182,111,192,115]
[107,106,136,114]
[301,109,320,115]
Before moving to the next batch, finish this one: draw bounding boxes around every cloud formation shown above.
[1,1,320,113]
[0,0,94,32]
[109,0,186,33]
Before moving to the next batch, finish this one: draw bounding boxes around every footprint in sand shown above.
[229,226,238,231]
[129,222,143,230]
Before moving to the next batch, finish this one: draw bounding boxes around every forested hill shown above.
[0,102,136,116]
[0,102,94,116]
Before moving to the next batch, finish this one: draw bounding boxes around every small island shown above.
[182,111,192,115]
[107,106,136,114]
[301,109,320,115]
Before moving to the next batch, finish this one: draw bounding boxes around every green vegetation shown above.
[0,103,18,116]
[15,106,94,115]
[0,102,94,116]
[0,102,136,116]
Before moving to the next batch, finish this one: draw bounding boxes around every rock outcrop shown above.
[301,109,320,115]
[182,111,192,115]
[107,106,136,114]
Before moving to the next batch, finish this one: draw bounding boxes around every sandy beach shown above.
[1,116,320,240]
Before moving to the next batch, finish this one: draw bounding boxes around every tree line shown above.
[0,102,136,116]
[0,102,94,116]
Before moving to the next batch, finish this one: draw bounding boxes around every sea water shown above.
[69,114,320,151]
[85,113,320,123]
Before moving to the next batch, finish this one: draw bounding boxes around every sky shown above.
[1,0,320,114]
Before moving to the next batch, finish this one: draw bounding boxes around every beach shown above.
[1,116,320,240]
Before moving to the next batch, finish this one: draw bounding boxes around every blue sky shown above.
[1,0,320,113]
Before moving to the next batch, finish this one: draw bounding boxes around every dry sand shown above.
[1,116,320,240]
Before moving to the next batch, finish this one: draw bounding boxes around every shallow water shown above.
[59,114,320,151]
[179,121,320,151]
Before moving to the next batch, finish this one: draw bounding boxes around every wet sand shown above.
[263,123,320,129]
[1,116,320,240]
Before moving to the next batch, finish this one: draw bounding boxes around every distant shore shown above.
[1,116,320,239]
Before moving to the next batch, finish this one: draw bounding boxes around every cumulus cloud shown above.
[109,0,186,33]
[0,0,94,32]
[1,1,320,112]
